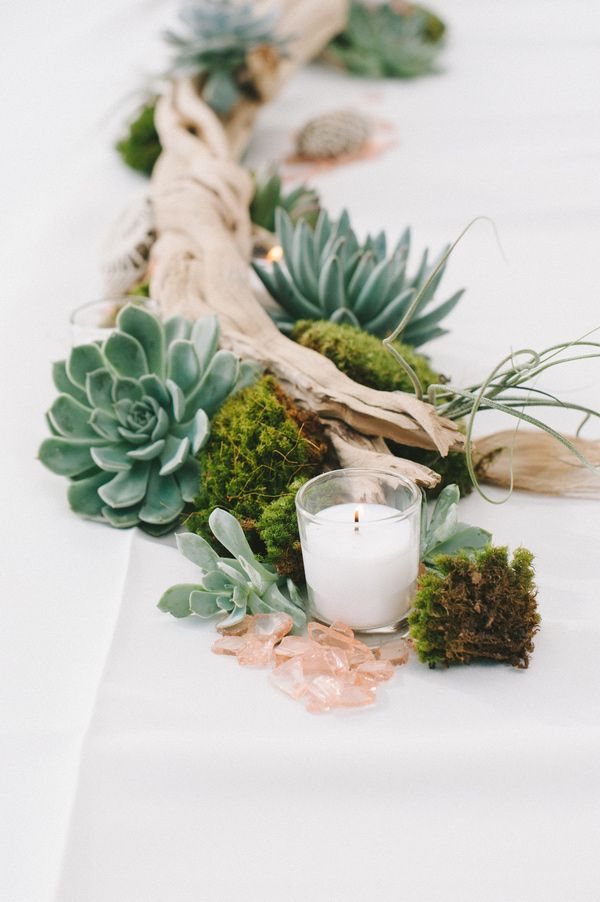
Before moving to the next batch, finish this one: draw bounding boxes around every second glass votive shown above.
[295,468,421,633]
[70,296,160,346]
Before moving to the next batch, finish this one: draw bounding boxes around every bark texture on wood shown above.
[149,0,463,484]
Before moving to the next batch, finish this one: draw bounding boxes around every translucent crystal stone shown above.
[376,638,411,666]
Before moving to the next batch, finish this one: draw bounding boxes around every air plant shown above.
[384,219,600,500]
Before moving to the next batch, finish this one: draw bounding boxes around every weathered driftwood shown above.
[475,430,600,497]
[149,0,463,485]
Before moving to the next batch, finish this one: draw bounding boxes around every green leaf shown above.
[208,508,257,561]
[166,378,185,422]
[319,254,346,317]
[103,331,148,379]
[140,374,170,407]
[52,360,89,405]
[48,394,95,439]
[158,583,202,618]
[164,315,191,346]
[168,340,200,393]
[68,469,113,519]
[191,316,220,374]
[91,443,133,472]
[117,304,165,378]
[185,350,239,420]
[189,591,223,617]
[151,406,170,442]
[218,603,247,629]
[89,409,120,441]
[138,466,184,525]
[98,460,151,509]
[159,435,190,475]
[176,532,220,570]
[175,457,199,503]
[127,439,166,461]
[101,504,142,528]
[85,368,115,412]
[427,525,491,561]
[39,437,96,477]
[67,344,105,388]
[112,378,143,404]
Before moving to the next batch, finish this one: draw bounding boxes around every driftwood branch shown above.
[149,0,463,487]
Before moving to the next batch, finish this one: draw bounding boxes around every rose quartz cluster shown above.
[212,614,410,713]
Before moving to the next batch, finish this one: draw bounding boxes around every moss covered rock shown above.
[292,319,442,394]
[116,102,161,177]
[257,477,306,583]
[409,546,540,668]
[185,376,327,575]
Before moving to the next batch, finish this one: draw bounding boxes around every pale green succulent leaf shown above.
[218,603,247,628]
[166,378,185,422]
[89,409,121,442]
[48,394,96,439]
[202,570,233,593]
[127,438,166,461]
[98,460,151,509]
[101,504,142,528]
[329,307,361,328]
[91,443,133,472]
[319,255,345,317]
[252,260,279,299]
[113,398,133,427]
[273,262,321,320]
[159,434,190,476]
[140,374,170,408]
[176,531,220,570]
[232,584,250,609]
[363,287,414,336]
[427,525,492,562]
[117,427,150,445]
[67,469,113,519]
[176,457,200,503]
[139,464,184,524]
[104,331,149,379]
[117,304,165,378]
[314,208,333,253]
[186,350,239,420]
[217,560,248,588]
[85,368,115,412]
[402,325,447,348]
[39,437,96,477]
[168,340,200,394]
[67,344,105,389]
[189,590,223,617]
[209,507,257,562]
[158,583,201,618]
[191,315,220,374]
[405,289,465,337]
[52,361,89,405]
[234,359,262,393]
[151,406,170,442]
[353,256,394,318]
[112,377,143,404]
[164,315,192,346]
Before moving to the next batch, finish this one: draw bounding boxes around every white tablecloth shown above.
[2,2,600,900]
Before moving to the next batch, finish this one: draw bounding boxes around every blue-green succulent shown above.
[39,305,248,534]
[420,484,491,565]
[253,208,465,346]
[158,508,306,629]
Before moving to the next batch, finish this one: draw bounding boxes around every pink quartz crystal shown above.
[213,615,408,713]
[216,615,253,636]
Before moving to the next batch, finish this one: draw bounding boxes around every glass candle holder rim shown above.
[69,295,160,327]
[295,467,421,526]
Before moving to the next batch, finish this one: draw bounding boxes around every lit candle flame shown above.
[266,245,284,263]
[354,506,361,532]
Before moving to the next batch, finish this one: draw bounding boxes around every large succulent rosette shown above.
[39,305,246,533]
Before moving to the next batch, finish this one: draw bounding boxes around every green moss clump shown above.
[116,102,161,177]
[185,376,327,572]
[257,478,306,583]
[130,281,150,298]
[409,546,540,669]
[292,319,442,394]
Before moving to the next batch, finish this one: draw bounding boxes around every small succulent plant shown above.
[420,484,491,565]
[295,109,371,160]
[39,305,249,534]
[250,168,320,233]
[253,208,465,345]
[164,0,288,116]
[158,508,306,629]
[325,2,445,80]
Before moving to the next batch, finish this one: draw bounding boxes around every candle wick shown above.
[354,509,360,533]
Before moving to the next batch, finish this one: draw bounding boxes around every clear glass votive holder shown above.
[70,296,160,346]
[295,468,422,633]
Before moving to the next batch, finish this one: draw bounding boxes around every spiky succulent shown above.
[253,208,465,345]
[420,485,491,565]
[325,2,446,79]
[164,0,288,116]
[39,305,251,534]
[250,168,320,233]
[158,508,306,629]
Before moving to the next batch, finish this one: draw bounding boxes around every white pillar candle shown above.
[301,502,419,631]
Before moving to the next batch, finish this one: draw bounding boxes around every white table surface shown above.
[2,1,600,900]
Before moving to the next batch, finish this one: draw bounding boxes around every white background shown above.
[1,1,600,900]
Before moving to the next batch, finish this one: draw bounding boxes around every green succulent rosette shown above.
[39,305,246,534]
